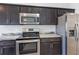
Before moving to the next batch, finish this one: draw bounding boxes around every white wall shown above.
[68,3,79,13]
[0,25,56,35]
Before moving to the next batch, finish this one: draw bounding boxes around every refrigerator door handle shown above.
[74,24,77,41]
[74,24,78,55]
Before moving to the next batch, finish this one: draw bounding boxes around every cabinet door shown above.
[30,7,40,13]
[0,46,16,55]
[20,6,40,13]
[0,47,2,55]
[39,8,57,25]
[40,38,62,55]
[7,5,19,25]
[40,42,50,55]
[39,8,51,25]
[20,6,32,13]
[0,5,9,25]
[2,46,16,55]
[50,9,58,25]
[0,40,16,55]
[49,41,61,55]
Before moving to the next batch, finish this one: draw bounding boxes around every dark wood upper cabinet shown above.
[0,4,75,25]
[39,8,57,25]
[39,8,51,25]
[20,6,40,13]
[20,6,32,13]
[0,5,19,25]
[31,7,40,13]
[0,5,9,25]
[50,9,58,25]
[7,5,19,25]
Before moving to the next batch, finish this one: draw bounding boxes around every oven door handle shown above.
[16,39,40,43]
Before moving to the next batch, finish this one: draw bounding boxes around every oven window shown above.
[19,42,37,54]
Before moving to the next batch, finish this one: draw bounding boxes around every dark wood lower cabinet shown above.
[0,46,16,55]
[40,42,50,55]
[50,41,61,55]
[40,38,62,55]
[0,40,16,55]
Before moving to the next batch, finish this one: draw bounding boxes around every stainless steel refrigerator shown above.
[57,13,79,55]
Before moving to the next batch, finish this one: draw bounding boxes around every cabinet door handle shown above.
[1,48,3,55]
[50,44,53,48]
[6,19,9,24]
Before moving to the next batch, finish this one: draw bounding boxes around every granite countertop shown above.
[0,33,61,41]
[0,36,20,41]
[40,33,61,38]
[0,33,22,41]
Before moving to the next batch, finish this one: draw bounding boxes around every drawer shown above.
[40,37,61,42]
[0,40,16,46]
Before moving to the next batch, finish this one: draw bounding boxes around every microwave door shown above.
[20,17,38,24]
[20,13,40,24]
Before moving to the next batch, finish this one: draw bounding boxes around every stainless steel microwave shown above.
[19,13,40,24]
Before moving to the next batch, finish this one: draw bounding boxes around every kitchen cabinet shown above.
[0,46,16,55]
[0,40,16,55]
[31,7,40,13]
[40,42,50,55]
[0,5,9,25]
[7,5,19,25]
[0,5,19,25]
[0,4,75,25]
[50,41,61,54]
[39,8,57,25]
[38,8,74,25]
[40,37,62,55]
[39,8,50,25]
[20,6,40,13]
[50,8,58,25]
[20,6,32,13]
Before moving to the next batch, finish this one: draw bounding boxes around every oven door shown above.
[16,39,40,55]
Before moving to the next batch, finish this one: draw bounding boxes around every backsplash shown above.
[0,25,56,35]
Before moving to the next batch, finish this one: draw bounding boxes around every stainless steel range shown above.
[16,28,40,55]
